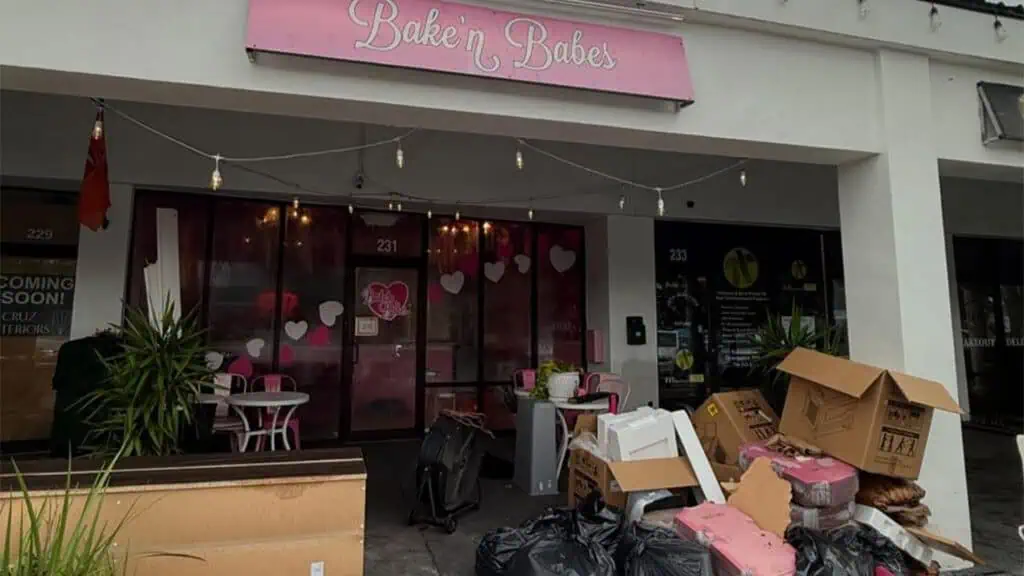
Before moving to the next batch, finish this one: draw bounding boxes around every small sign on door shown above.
[355,316,379,337]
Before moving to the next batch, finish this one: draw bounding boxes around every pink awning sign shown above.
[246,0,694,105]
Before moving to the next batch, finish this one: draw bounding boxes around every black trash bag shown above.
[575,490,626,552]
[786,525,909,576]
[475,495,621,576]
[616,522,713,576]
[505,530,617,576]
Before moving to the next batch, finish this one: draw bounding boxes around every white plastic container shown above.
[598,407,654,455]
[853,505,933,566]
[608,409,678,461]
[547,372,579,400]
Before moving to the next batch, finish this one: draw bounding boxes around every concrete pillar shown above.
[70,184,133,338]
[585,215,659,409]
[837,51,971,557]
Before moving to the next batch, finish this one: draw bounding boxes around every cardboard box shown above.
[690,390,779,481]
[568,414,699,509]
[777,348,962,479]
[1,449,367,576]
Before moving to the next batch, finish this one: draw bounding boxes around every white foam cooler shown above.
[607,409,678,462]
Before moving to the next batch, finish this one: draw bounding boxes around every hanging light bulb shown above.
[857,0,868,19]
[929,4,941,31]
[348,203,355,214]
[515,148,524,170]
[618,195,626,211]
[395,140,405,169]
[388,200,395,211]
[656,188,665,217]
[91,115,104,140]
[739,169,748,188]
[454,209,461,221]
[427,208,433,219]
[210,155,223,191]
[528,208,534,221]
[396,201,403,212]
[994,17,1008,42]
[293,197,300,210]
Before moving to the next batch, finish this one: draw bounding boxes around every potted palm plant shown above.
[76,299,214,457]
[750,301,844,412]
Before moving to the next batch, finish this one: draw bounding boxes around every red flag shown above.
[78,109,111,231]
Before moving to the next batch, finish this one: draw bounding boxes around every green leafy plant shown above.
[751,301,844,387]
[530,360,578,400]
[2,452,128,576]
[77,299,213,457]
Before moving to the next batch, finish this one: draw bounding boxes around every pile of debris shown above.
[477,348,986,576]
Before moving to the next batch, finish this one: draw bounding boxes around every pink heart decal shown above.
[226,356,253,379]
[279,344,295,367]
[363,281,410,321]
[308,325,330,347]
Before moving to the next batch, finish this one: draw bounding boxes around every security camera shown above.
[353,172,365,189]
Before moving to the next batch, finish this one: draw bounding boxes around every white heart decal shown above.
[318,300,344,327]
[440,271,465,295]
[484,261,506,283]
[245,338,265,359]
[205,351,224,371]
[549,245,576,273]
[514,254,531,274]
[284,320,308,341]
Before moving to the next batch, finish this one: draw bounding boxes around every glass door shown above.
[346,266,420,436]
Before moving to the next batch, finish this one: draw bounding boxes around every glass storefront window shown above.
[277,205,347,440]
[482,221,532,382]
[537,226,584,367]
[426,218,479,383]
[1,188,79,442]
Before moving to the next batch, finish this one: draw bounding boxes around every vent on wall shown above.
[978,81,1024,145]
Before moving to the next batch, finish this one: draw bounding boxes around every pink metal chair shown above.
[582,372,630,414]
[211,372,248,452]
[251,374,301,450]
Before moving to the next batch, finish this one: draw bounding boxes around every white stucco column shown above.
[585,215,659,409]
[837,51,971,557]
[70,184,134,338]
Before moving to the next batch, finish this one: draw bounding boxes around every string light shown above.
[516,148,524,170]
[92,114,104,140]
[857,0,868,19]
[618,194,626,211]
[210,155,223,191]
[454,209,461,221]
[388,199,395,211]
[92,99,751,214]
[994,17,1008,42]
[528,207,534,220]
[929,3,941,31]
[396,201,403,212]
[656,188,665,217]
[292,197,300,210]
[740,169,748,188]
[427,208,433,219]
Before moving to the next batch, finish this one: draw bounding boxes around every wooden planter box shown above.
[1,448,367,576]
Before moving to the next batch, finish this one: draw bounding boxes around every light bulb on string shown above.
[396,140,405,169]
[994,17,1008,42]
[210,155,223,191]
[396,201,403,212]
[348,203,355,215]
[454,209,461,221]
[739,169,748,188]
[528,207,534,221]
[427,208,433,219]
[929,4,941,31]
[618,194,626,211]
[857,0,868,18]
[292,197,300,210]
[516,148,524,170]
[388,200,395,211]
[92,116,104,140]
[656,188,665,217]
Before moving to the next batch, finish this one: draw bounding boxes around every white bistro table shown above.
[224,391,309,452]
[550,397,610,482]
[196,393,222,405]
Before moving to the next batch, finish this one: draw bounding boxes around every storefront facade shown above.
[2,0,1022,553]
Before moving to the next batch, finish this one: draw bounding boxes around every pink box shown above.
[739,443,859,508]
[675,503,796,576]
